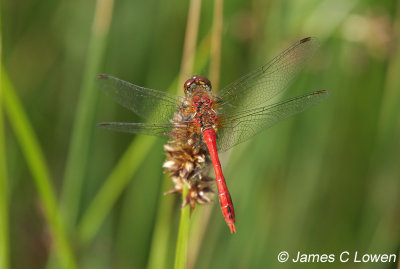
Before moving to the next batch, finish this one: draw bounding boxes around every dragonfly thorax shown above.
[191,92,218,132]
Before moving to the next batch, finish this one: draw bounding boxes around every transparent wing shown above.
[96,74,183,122]
[217,90,329,152]
[219,37,320,113]
[98,122,178,137]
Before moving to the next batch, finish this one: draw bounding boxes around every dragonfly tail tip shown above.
[228,223,236,234]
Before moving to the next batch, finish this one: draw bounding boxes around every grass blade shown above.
[209,0,223,91]
[174,186,190,269]
[0,21,9,268]
[61,0,115,229]
[178,0,202,90]
[145,178,175,269]
[2,69,76,268]
[78,135,157,245]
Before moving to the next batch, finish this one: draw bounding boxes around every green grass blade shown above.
[0,28,10,269]
[174,186,190,269]
[2,69,77,268]
[61,0,115,229]
[0,96,9,269]
[178,0,202,91]
[145,177,175,269]
[78,135,157,245]
[209,0,223,91]
[0,109,8,269]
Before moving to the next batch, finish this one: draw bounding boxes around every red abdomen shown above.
[202,128,236,233]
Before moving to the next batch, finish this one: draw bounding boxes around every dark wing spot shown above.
[97,74,108,79]
[300,37,311,43]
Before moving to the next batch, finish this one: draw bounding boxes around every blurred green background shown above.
[1,0,400,268]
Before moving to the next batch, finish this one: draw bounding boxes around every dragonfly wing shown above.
[216,90,329,152]
[96,74,182,122]
[218,37,320,112]
[98,122,178,137]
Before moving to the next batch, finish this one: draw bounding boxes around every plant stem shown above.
[78,135,157,245]
[145,177,175,269]
[174,185,190,269]
[2,69,77,268]
[0,17,9,269]
[61,0,115,229]
[209,0,223,92]
[178,0,203,91]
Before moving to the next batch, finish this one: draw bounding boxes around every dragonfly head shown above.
[184,75,212,95]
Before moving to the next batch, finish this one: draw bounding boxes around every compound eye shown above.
[184,78,195,92]
[197,77,211,88]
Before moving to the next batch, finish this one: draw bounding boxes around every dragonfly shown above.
[96,37,329,233]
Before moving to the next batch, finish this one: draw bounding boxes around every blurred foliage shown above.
[2,0,400,268]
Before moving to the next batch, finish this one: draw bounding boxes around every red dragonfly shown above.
[96,37,329,233]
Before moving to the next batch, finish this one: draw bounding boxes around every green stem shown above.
[0,24,9,269]
[0,99,9,269]
[61,0,115,229]
[209,0,223,91]
[146,177,175,269]
[2,69,77,268]
[178,0,203,91]
[174,185,191,269]
[78,135,157,245]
